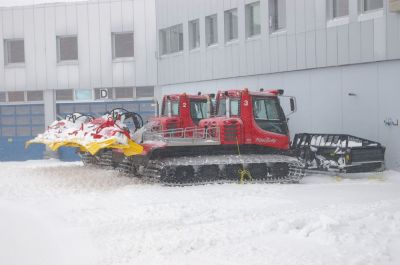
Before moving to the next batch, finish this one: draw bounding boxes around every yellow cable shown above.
[236,137,252,184]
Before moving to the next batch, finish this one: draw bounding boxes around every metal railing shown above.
[143,126,221,146]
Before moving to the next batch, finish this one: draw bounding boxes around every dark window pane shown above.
[8,91,25,102]
[113,32,134,58]
[115,87,133,99]
[189,19,200,49]
[159,24,183,54]
[136,87,154,98]
[56,89,74,101]
[5,39,25,64]
[58,36,78,61]
[364,0,383,11]
[206,14,218,46]
[0,92,5,102]
[27,91,43,101]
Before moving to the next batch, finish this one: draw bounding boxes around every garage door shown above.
[0,104,45,161]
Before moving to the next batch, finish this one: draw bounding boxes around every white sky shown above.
[0,0,86,7]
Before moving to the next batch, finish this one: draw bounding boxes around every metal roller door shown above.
[0,104,45,161]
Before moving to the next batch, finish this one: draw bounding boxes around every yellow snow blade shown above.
[121,139,144,156]
[26,138,143,157]
[84,138,118,155]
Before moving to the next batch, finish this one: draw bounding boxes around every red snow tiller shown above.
[77,88,385,185]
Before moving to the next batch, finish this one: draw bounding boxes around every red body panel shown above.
[149,94,208,131]
[199,88,290,150]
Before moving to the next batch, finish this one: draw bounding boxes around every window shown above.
[159,24,184,55]
[327,0,349,19]
[7,91,25,102]
[190,100,208,124]
[94,88,113,100]
[27,91,43,101]
[136,87,154,98]
[246,2,261,38]
[360,0,383,12]
[115,87,133,99]
[75,89,92,101]
[56,89,74,101]
[0,92,5,102]
[224,9,238,42]
[269,0,286,32]
[217,99,240,116]
[206,14,218,46]
[162,100,179,116]
[112,32,134,59]
[189,19,200,50]
[252,97,288,135]
[57,36,78,62]
[4,39,25,64]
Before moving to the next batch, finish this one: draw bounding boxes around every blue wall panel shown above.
[0,104,45,162]
[0,137,45,161]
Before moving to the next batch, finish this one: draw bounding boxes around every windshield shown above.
[252,97,288,135]
[162,100,179,116]
[217,98,240,116]
[190,100,208,122]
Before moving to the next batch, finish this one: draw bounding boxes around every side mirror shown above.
[290,98,296,112]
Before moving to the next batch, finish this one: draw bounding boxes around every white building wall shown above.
[0,0,157,92]
[155,0,400,86]
[159,60,400,169]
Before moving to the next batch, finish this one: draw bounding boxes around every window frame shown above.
[112,31,135,60]
[27,90,44,102]
[224,8,239,43]
[327,0,349,20]
[55,89,74,102]
[4,38,25,66]
[159,24,184,56]
[7,91,26,103]
[360,0,384,13]
[268,0,287,33]
[246,2,261,38]
[205,14,218,47]
[188,19,200,50]
[56,35,79,63]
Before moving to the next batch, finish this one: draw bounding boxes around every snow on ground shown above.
[0,160,400,265]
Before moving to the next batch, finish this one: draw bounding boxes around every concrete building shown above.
[0,0,157,160]
[155,0,400,168]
